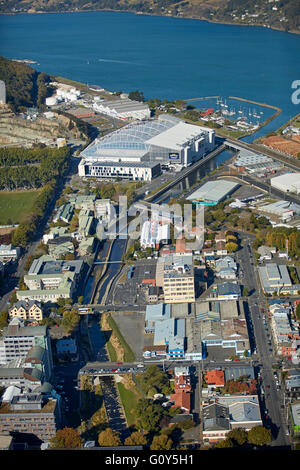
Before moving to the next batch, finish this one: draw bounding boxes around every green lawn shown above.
[0,189,41,224]
[116,381,142,427]
[107,314,136,362]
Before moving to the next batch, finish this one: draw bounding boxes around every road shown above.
[237,236,290,447]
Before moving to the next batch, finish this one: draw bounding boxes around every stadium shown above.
[78,115,215,181]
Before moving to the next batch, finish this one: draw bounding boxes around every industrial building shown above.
[271,173,300,195]
[93,97,151,120]
[187,180,239,206]
[233,149,282,174]
[79,115,215,181]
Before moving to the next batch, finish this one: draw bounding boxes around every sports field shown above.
[0,189,40,225]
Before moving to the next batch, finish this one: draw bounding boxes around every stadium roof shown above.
[81,117,176,158]
[146,121,210,150]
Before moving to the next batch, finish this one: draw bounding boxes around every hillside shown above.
[1,0,299,33]
[0,56,54,112]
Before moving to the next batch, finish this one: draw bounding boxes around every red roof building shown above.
[205,370,225,388]
[170,390,191,413]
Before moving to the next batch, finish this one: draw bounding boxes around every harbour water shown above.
[0,11,299,136]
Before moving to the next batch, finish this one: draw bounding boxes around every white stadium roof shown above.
[146,121,211,150]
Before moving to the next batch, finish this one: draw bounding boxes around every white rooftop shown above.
[146,122,210,151]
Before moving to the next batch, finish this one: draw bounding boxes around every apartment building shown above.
[8,301,44,322]
[0,318,53,380]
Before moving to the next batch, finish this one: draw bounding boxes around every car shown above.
[111,369,117,373]
[116,363,122,365]
[137,364,144,368]
[234,359,240,362]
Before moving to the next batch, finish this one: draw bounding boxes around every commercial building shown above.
[144,303,171,333]
[271,173,300,195]
[79,115,215,181]
[0,389,61,442]
[202,395,262,443]
[187,180,239,206]
[258,263,292,295]
[157,254,195,303]
[214,282,241,300]
[140,221,170,249]
[153,317,185,359]
[17,255,84,302]
[0,244,21,263]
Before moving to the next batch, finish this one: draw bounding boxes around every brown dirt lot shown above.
[261,136,300,158]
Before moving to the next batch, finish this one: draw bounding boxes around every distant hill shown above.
[0,56,54,112]
[1,0,299,33]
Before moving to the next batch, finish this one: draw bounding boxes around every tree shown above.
[128,90,145,102]
[150,434,172,450]
[225,241,238,253]
[0,310,8,329]
[214,438,234,448]
[247,426,271,446]
[62,309,80,334]
[50,427,83,449]
[124,431,147,446]
[242,287,249,297]
[98,428,122,447]
[136,399,165,433]
[227,428,248,446]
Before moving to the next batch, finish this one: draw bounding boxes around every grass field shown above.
[116,381,142,427]
[0,189,40,224]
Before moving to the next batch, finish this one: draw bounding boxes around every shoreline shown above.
[1,8,299,36]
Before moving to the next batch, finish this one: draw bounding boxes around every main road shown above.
[236,236,290,448]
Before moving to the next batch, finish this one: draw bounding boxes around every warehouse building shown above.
[79,115,215,181]
[187,180,239,206]
[271,173,300,195]
[93,97,150,120]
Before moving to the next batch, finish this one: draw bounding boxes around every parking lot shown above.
[112,259,157,306]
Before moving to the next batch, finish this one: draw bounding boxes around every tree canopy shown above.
[50,427,83,449]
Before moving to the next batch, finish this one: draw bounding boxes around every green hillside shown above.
[0,56,54,112]
[1,0,299,33]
